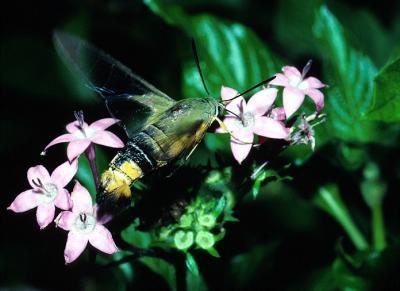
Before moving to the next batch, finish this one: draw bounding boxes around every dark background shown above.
[1,0,399,290]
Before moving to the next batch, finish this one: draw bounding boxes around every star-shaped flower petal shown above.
[43,111,124,161]
[55,181,118,264]
[8,160,78,229]
[220,86,289,164]
[270,61,326,118]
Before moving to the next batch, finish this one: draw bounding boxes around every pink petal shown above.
[90,118,119,131]
[44,134,75,151]
[230,130,253,164]
[89,225,118,254]
[51,159,78,188]
[216,116,241,134]
[215,126,227,133]
[66,121,89,134]
[231,141,252,165]
[247,88,278,116]
[55,211,75,231]
[27,165,51,188]
[282,66,302,79]
[304,77,326,89]
[283,87,305,118]
[67,139,91,161]
[91,131,124,148]
[306,88,325,112]
[226,97,246,117]
[269,73,289,87]
[36,203,55,229]
[55,188,72,210]
[71,181,93,214]
[220,86,239,101]
[254,116,290,139]
[223,116,240,133]
[64,231,88,264]
[7,190,40,212]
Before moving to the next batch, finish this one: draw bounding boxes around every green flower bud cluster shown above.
[158,194,229,257]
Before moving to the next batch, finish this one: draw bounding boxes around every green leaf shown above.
[145,0,281,98]
[314,184,369,251]
[274,0,322,57]
[185,253,199,276]
[228,243,279,289]
[366,52,400,122]
[327,3,394,67]
[139,257,176,291]
[186,267,208,291]
[121,224,152,249]
[251,168,279,199]
[313,6,380,143]
[206,247,220,258]
[76,155,96,198]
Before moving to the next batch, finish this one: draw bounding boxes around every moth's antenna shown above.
[223,76,276,103]
[191,38,210,96]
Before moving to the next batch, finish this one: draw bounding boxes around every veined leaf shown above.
[366,50,400,122]
[145,0,281,98]
[313,6,380,143]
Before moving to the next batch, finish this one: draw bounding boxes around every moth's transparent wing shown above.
[53,31,175,136]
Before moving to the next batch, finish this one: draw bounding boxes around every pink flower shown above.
[8,160,77,229]
[55,181,118,264]
[43,111,124,161]
[270,61,326,118]
[220,86,289,164]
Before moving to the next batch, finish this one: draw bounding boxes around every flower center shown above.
[289,75,302,88]
[74,212,96,234]
[32,178,58,203]
[73,110,95,139]
[239,111,255,128]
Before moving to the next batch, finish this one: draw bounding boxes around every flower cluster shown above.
[158,193,231,257]
[219,63,326,164]
[8,112,123,264]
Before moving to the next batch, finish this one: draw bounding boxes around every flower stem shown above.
[85,144,99,190]
[372,203,386,251]
[315,185,369,251]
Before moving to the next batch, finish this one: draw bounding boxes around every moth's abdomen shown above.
[97,140,156,214]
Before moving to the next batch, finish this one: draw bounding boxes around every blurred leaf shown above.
[313,6,380,143]
[185,253,199,276]
[206,247,220,258]
[274,0,322,57]
[121,223,152,248]
[145,0,282,98]
[308,260,368,291]
[111,251,135,282]
[228,243,279,289]
[366,51,400,122]
[330,258,369,290]
[56,12,98,104]
[139,257,176,291]
[251,168,279,199]
[328,3,394,67]
[337,143,366,171]
[314,184,369,250]
[77,155,96,198]
[186,266,208,291]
